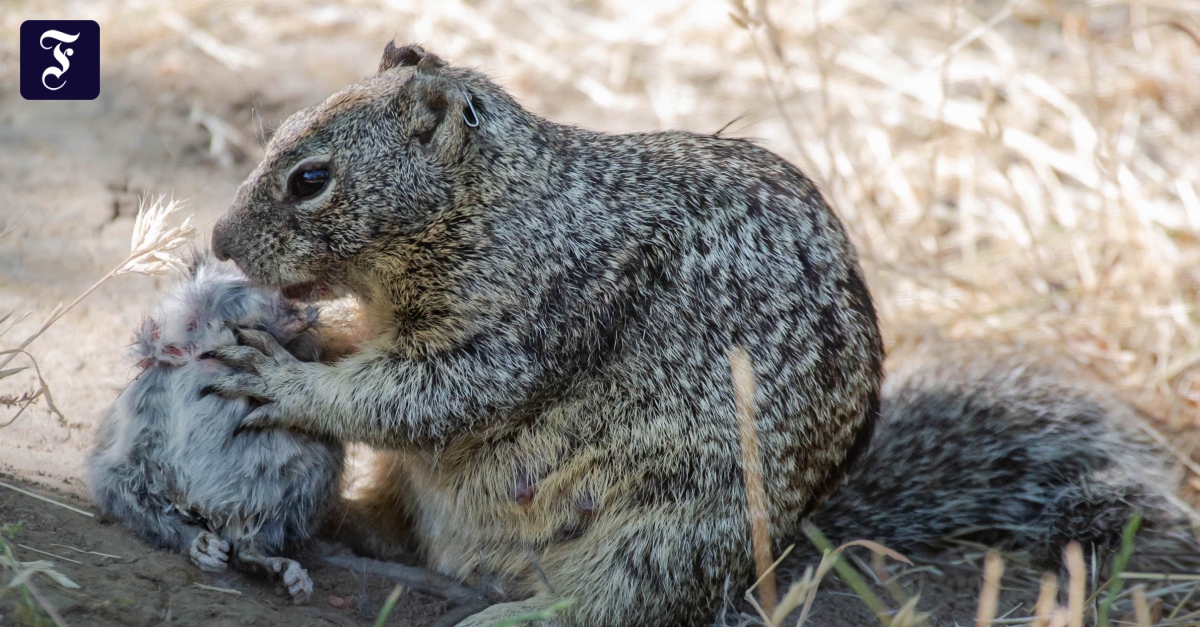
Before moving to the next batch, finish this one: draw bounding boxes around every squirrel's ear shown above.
[378,41,446,74]
[408,78,449,145]
[409,77,480,149]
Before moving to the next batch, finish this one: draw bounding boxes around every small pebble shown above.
[327,595,351,609]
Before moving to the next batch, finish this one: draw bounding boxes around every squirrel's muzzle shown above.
[211,217,233,261]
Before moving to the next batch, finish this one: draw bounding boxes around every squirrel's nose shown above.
[211,218,232,261]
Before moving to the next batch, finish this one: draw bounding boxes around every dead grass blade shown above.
[1065,542,1085,627]
[0,480,93,518]
[974,550,1004,627]
[192,583,242,595]
[802,522,910,626]
[15,544,82,565]
[730,346,776,618]
[1030,572,1059,627]
[49,544,121,560]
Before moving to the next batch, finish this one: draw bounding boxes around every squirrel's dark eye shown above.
[288,166,330,200]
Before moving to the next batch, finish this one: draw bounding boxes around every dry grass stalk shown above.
[1123,573,1200,582]
[0,480,93,518]
[16,579,68,627]
[729,346,776,618]
[1,535,79,627]
[1064,542,1086,627]
[975,550,1005,627]
[192,583,243,595]
[15,544,82,565]
[743,545,802,626]
[49,544,121,560]
[160,11,263,69]
[1031,572,1060,627]
[800,524,922,626]
[0,194,194,430]
[0,195,193,371]
[1131,585,1153,627]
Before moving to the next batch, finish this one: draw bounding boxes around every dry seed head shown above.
[120,195,196,277]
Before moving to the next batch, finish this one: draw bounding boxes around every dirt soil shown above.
[2,476,1026,627]
[0,481,459,626]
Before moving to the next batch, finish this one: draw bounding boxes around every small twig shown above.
[49,544,122,559]
[16,544,82,565]
[193,583,242,595]
[0,480,93,518]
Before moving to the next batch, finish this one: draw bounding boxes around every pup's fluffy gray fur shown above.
[86,253,343,603]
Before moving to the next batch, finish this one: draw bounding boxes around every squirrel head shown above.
[211,42,508,299]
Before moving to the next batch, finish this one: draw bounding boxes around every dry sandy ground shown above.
[2,0,1198,625]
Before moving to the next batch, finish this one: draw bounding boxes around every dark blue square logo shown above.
[20,20,100,100]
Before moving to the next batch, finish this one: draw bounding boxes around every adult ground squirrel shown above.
[205,43,1188,625]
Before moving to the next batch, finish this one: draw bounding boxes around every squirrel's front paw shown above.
[189,531,230,572]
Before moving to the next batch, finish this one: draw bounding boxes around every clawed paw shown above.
[269,557,313,604]
[189,531,230,572]
[282,559,313,604]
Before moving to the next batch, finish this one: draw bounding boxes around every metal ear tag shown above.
[463,91,480,128]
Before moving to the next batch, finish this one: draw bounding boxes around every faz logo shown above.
[20,20,100,100]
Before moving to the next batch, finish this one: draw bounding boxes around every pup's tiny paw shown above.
[278,558,313,604]
[189,532,230,572]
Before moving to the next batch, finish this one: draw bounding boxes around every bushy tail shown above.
[808,342,1198,569]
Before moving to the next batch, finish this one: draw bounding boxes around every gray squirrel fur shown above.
[814,341,1186,562]
[196,42,1196,625]
[86,253,343,603]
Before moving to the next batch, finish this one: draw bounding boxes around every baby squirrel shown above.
[205,43,1190,625]
[87,253,343,604]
